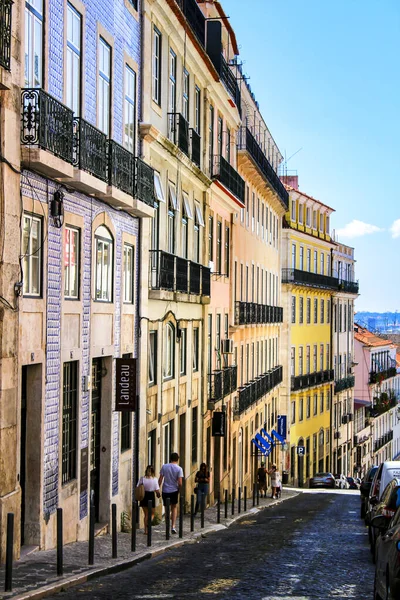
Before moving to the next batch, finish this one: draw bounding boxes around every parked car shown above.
[334,474,350,489]
[309,472,335,489]
[372,508,400,599]
[346,476,360,490]
[368,478,400,560]
[367,462,400,523]
[360,465,379,519]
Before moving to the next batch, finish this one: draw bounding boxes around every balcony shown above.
[282,268,339,291]
[234,301,283,325]
[168,112,189,156]
[369,367,397,385]
[108,139,135,196]
[236,366,283,415]
[134,158,155,207]
[237,127,289,209]
[0,0,12,71]
[21,88,74,177]
[334,376,355,394]
[73,117,108,182]
[208,365,237,405]
[374,431,393,453]
[220,55,241,113]
[190,128,201,167]
[291,369,334,391]
[338,279,359,294]
[212,155,245,205]
[149,250,210,297]
[175,0,205,46]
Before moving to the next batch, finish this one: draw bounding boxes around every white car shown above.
[334,474,350,489]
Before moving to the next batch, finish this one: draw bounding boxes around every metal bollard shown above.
[131,501,137,552]
[253,483,256,507]
[190,495,195,532]
[88,500,95,565]
[238,487,241,514]
[201,494,205,529]
[231,488,235,516]
[257,484,260,506]
[165,498,170,540]
[244,486,247,512]
[147,501,152,547]
[57,508,63,576]
[5,513,14,592]
[112,503,117,559]
[179,497,183,538]
[217,491,221,524]
[224,489,228,519]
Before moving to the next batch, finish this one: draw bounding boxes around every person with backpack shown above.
[136,465,160,534]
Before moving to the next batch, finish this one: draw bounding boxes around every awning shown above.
[154,172,166,203]
[182,192,193,219]
[168,183,179,211]
[195,202,205,227]
[354,399,372,411]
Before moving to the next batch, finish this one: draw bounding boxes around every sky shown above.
[223,0,400,312]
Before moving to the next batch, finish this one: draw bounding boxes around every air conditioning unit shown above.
[334,431,342,439]
[221,339,234,354]
[342,415,348,424]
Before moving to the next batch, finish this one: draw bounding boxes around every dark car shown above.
[368,478,400,560]
[347,477,360,490]
[373,507,400,599]
[360,465,379,519]
[309,472,335,489]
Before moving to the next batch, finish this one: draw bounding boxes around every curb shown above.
[6,492,299,600]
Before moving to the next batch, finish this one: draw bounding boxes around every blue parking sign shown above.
[297,446,306,456]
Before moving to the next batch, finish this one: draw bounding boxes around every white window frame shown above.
[168,48,177,113]
[95,225,113,302]
[25,0,43,87]
[149,331,157,384]
[195,86,201,134]
[163,323,175,379]
[152,26,161,104]
[123,244,134,304]
[193,327,199,372]
[66,3,81,115]
[22,213,42,296]
[98,37,111,136]
[64,226,79,299]
[180,328,187,375]
[124,65,136,152]
[182,68,189,122]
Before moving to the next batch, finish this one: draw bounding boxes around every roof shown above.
[354,323,395,348]
[285,186,335,213]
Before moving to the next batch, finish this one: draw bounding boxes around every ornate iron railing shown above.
[291,369,334,391]
[237,126,288,209]
[282,268,339,290]
[338,279,359,294]
[369,367,397,384]
[220,54,241,112]
[73,118,108,181]
[0,0,12,70]
[107,139,135,196]
[212,155,245,204]
[190,128,201,167]
[134,157,155,207]
[234,301,283,325]
[149,250,210,297]
[334,376,355,394]
[168,112,189,155]
[209,371,223,402]
[21,88,74,163]
[237,366,283,414]
[209,365,238,403]
[174,0,205,46]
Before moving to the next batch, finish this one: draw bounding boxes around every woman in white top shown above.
[137,465,160,534]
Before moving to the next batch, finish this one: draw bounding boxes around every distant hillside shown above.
[355,311,400,333]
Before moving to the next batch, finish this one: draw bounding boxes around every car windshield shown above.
[368,467,379,482]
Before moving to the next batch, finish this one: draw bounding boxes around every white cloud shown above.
[336,219,383,239]
[390,219,400,239]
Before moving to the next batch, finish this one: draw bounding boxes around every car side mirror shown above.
[371,514,389,531]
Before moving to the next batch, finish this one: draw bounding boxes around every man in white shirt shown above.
[159,452,183,534]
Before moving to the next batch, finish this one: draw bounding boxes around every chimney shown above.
[280,175,299,190]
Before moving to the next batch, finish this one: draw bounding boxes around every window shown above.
[306,346,310,374]
[152,27,161,104]
[327,299,331,324]
[313,345,317,372]
[66,3,81,115]
[306,248,311,271]
[246,186,250,228]
[326,216,330,234]
[299,296,304,324]
[306,396,311,418]
[168,48,177,114]
[291,200,296,221]
[299,246,304,270]
[224,226,230,277]
[123,244,134,303]
[62,361,78,484]
[95,226,113,302]
[252,194,255,232]
[64,226,79,299]
[180,328,187,375]
[121,411,131,452]
[226,128,231,163]
[216,313,221,370]
[193,205,201,263]
[98,38,111,135]
[320,344,324,370]
[314,298,318,324]
[290,347,295,376]
[23,213,42,296]
[265,204,268,240]
[291,296,296,323]
[163,420,174,465]
[209,104,214,173]
[320,299,325,324]
[147,429,156,467]
[181,193,192,259]
[299,346,303,375]
[306,207,311,227]
[182,68,189,121]
[163,323,175,379]
[149,331,157,384]
[313,210,317,229]
[124,65,136,152]
[313,393,318,416]
[326,344,330,370]
[191,407,198,463]
[291,400,296,424]
[327,254,331,275]
[313,250,318,273]
[217,117,223,156]
[193,327,199,371]
[291,243,296,269]
[320,253,324,275]
[25,0,43,87]
[168,184,177,254]
[195,86,201,134]
[299,204,303,224]
[216,220,222,274]
[306,298,311,324]
[299,398,304,421]
[208,215,214,262]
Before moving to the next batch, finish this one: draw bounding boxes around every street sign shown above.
[277,415,287,440]
[115,357,137,411]
[212,411,226,437]
[297,446,306,456]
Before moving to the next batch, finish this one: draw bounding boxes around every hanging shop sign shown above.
[115,357,137,411]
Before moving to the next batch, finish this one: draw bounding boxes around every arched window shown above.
[163,323,175,379]
[95,225,113,302]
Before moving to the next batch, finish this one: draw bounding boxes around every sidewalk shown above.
[0,489,299,600]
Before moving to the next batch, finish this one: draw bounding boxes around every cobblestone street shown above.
[46,491,374,600]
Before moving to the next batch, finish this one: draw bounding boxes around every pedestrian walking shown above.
[159,452,183,534]
[257,462,267,498]
[267,464,281,499]
[137,465,160,534]
[194,462,210,514]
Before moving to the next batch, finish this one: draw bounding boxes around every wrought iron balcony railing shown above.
[208,365,237,404]
[236,366,283,415]
[149,250,210,297]
[282,268,339,290]
[21,89,74,164]
[134,157,155,207]
[209,370,223,402]
[237,126,289,209]
[220,55,241,112]
[73,118,108,181]
[369,367,397,384]
[291,369,334,391]
[190,128,201,167]
[174,0,205,46]
[0,0,12,70]
[168,112,189,156]
[338,279,359,294]
[234,301,283,325]
[212,155,245,204]
[108,139,135,196]
[334,376,355,394]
